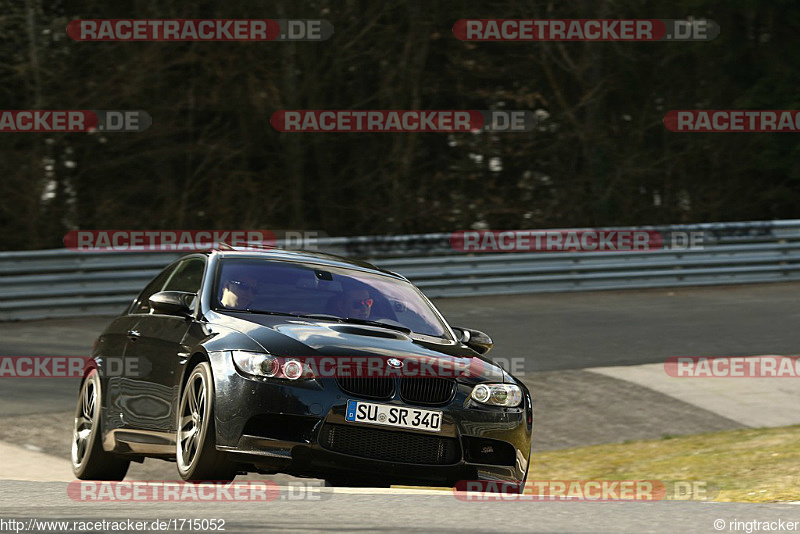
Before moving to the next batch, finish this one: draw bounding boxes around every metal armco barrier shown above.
[1,220,799,320]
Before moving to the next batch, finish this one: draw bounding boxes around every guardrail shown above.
[1,220,799,320]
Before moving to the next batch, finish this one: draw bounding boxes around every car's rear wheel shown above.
[176,362,236,482]
[71,370,130,480]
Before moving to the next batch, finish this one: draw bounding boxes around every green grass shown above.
[531,425,800,502]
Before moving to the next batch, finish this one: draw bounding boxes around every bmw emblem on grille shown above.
[387,358,403,368]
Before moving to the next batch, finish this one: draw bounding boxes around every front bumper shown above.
[209,351,532,485]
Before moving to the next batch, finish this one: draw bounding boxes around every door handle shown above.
[127,329,141,341]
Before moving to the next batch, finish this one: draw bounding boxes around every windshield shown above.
[214,258,452,339]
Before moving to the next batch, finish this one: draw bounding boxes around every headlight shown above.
[231,350,279,377]
[471,384,522,407]
[282,359,303,380]
[231,351,311,380]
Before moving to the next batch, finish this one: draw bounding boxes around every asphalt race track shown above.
[0,283,799,532]
[1,480,799,534]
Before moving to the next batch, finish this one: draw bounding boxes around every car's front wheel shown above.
[176,362,236,481]
[71,370,130,480]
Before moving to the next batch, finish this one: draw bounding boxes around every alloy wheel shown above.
[178,369,207,471]
[72,373,98,469]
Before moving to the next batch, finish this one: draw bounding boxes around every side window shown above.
[163,258,206,294]
[131,264,178,314]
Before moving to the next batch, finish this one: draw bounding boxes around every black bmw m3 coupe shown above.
[71,248,532,488]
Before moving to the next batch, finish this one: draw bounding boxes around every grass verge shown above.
[531,425,800,502]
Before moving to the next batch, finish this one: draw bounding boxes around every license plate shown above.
[345,400,442,432]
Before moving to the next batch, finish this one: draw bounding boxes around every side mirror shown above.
[454,327,494,355]
[149,291,195,316]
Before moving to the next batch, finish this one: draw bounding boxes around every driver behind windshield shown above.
[331,286,374,320]
[220,273,257,309]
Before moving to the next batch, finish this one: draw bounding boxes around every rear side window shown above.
[130,264,178,314]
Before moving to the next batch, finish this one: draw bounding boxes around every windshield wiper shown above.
[239,309,305,318]
[295,313,345,321]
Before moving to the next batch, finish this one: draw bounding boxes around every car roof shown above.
[202,247,406,280]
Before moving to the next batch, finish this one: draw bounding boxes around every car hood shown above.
[211,311,506,384]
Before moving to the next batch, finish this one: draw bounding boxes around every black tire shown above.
[176,362,236,482]
[516,469,529,495]
[71,370,130,480]
[522,466,529,493]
